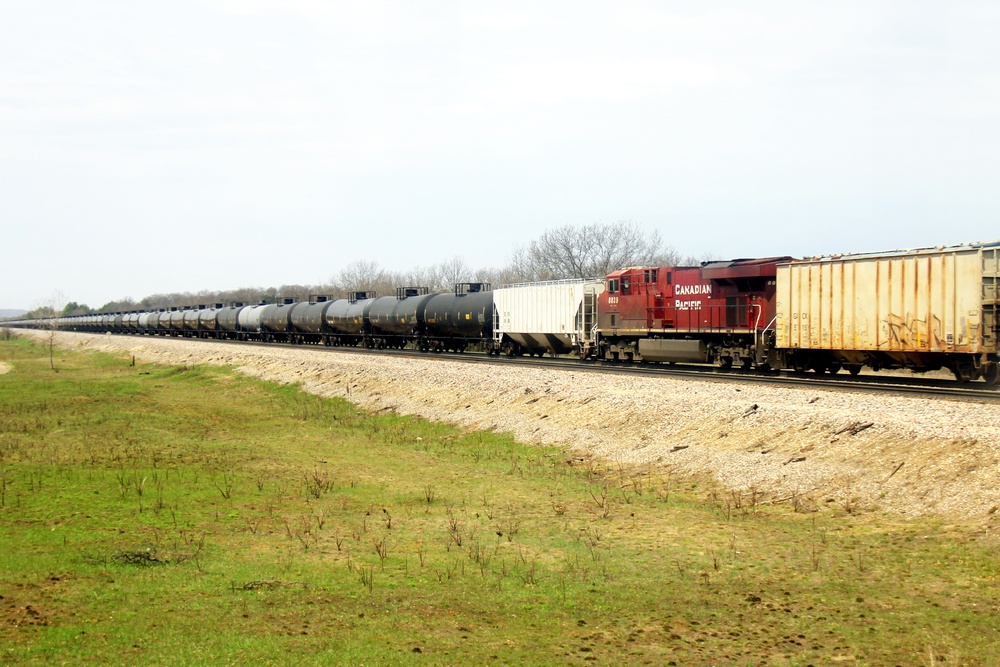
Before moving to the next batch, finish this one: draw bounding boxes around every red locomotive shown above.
[588,257,791,369]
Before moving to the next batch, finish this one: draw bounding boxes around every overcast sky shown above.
[3,1,999,310]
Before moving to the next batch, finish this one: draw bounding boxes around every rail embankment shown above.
[31,329,1000,523]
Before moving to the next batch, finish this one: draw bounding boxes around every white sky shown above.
[2,1,999,310]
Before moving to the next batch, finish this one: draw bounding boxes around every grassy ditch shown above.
[1,335,998,666]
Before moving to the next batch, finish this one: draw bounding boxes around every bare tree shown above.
[333,260,390,294]
[56,225,708,312]
[435,256,472,290]
[514,220,671,280]
[36,291,65,371]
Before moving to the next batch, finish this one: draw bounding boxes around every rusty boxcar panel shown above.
[776,242,1000,355]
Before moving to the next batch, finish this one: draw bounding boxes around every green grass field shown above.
[1,335,997,666]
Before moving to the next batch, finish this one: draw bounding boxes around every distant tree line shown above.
[33,221,710,315]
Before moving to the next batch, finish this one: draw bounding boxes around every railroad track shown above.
[104,333,1000,404]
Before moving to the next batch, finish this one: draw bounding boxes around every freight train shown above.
[7,241,1000,383]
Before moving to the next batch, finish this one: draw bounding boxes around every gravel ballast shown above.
[27,330,1000,523]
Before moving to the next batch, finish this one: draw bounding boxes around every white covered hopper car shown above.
[493,279,604,356]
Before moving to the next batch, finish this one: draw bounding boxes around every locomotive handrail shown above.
[644,302,761,332]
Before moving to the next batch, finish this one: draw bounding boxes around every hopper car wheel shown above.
[951,362,973,383]
[827,363,841,375]
[847,364,863,376]
[982,362,999,385]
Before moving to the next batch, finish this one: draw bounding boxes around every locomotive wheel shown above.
[717,356,733,370]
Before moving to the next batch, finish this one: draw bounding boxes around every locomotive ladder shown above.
[579,285,599,345]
